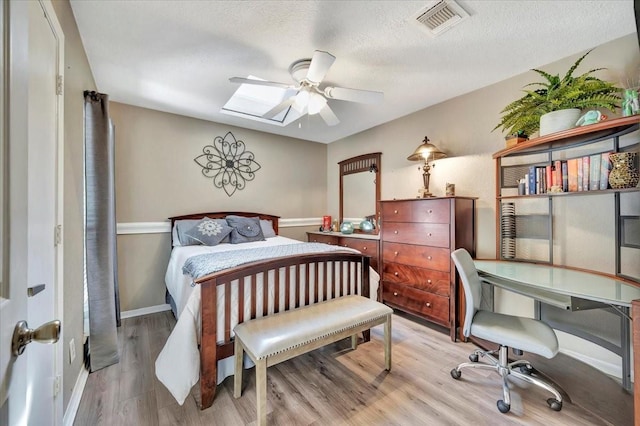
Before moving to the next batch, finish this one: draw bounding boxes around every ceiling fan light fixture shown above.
[308,92,327,115]
[293,90,310,113]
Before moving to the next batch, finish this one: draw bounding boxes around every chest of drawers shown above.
[306,231,380,273]
[380,197,476,340]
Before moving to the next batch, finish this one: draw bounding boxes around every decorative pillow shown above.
[182,218,233,246]
[226,215,266,244]
[260,219,277,238]
[173,219,204,246]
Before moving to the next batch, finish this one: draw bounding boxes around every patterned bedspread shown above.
[182,242,351,280]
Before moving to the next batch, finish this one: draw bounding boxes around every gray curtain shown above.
[84,91,120,371]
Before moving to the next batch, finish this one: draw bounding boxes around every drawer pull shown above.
[394,210,398,214]
[394,251,398,256]
[427,279,432,284]
[394,230,398,234]
[394,272,399,276]
[425,302,431,308]
[427,233,432,237]
[427,256,432,260]
[428,209,433,214]
[362,246,367,250]
[393,292,398,296]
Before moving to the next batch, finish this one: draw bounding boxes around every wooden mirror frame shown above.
[339,152,382,234]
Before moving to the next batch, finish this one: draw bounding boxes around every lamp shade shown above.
[407,136,447,162]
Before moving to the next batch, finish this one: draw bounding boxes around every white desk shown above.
[474,260,640,391]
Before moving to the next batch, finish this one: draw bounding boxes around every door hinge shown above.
[56,75,63,96]
[53,375,61,397]
[54,224,62,246]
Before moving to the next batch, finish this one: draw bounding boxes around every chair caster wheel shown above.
[519,365,534,375]
[497,400,510,413]
[450,368,461,379]
[469,353,479,363]
[547,398,562,411]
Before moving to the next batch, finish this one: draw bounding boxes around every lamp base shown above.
[418,187,433,198]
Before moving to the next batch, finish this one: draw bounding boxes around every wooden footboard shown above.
[194,252,371,410]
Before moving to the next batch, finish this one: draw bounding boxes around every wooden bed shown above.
[168,212,372,410]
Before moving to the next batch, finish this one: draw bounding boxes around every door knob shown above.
[12,320,61,356]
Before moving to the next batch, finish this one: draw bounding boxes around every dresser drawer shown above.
[341,238,378,271]
[382,242,450,271]
[381,223,450,247]
[411,199,450,223]
[381,262,449,295]
[339,237,379,256]
[381,199,450,223]
[382,281,449,325]
[307,233,339,245]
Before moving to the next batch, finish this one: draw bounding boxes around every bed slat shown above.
[195,252,371,411]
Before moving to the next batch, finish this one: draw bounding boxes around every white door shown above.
[0,1,64,425]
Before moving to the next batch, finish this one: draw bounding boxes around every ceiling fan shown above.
[229,50,383,126]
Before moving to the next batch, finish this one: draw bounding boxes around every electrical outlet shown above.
[69,338,76,364]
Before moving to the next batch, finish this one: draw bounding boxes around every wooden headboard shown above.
[168,211,280,246]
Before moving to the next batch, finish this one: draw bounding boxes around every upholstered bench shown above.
[233,295,393,426]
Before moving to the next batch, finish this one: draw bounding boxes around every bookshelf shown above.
[494,115,639,280]
[492,115,640,399]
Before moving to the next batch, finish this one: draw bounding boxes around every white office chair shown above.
[450,248,563,414]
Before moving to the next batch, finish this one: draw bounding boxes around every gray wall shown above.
[327,33,640,372]
[50,0,97,413]
[109,102,327,310]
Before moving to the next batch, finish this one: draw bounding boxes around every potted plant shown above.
[505,130,528,148]
[494,49,622,137]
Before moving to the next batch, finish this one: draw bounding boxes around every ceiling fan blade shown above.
[229,77,294,89]
[263,97,295,119]
[306,50,336,84]
[318,104,340,126]
[323,86,384,104]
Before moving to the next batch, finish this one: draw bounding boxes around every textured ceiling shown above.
[69,1,637,143]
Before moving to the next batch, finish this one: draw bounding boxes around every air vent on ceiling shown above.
[412,0,469,37]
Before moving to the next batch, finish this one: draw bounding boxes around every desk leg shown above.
[632,300,640,425]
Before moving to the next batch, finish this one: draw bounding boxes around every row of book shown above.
[523,153,612,194]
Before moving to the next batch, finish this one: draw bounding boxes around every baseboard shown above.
[559,348,621,379]
[62,366,89,426]
[121,303,172,319]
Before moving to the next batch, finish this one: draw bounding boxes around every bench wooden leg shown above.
[384,314,392,371]
[256,359,267,426]
[234,338,243,398]
[351,334,358,350]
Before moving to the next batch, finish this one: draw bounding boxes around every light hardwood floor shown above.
[74,310,632,425]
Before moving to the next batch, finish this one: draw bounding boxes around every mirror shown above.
[339,152,381,233]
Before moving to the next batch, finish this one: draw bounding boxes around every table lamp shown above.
[407,136,447,197]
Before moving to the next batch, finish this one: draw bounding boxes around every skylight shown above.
[220,76,302,126]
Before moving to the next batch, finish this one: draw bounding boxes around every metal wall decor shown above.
[194,131,261,196]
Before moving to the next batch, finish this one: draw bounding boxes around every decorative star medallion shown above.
[194,132,261,196]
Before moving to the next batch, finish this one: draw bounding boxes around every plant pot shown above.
[539,108,581,136]
[505,136,528,148]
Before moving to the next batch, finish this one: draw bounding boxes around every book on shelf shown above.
[528,165,536,195]
[561,161,568,192]
[538,167,545,194]
[568,158,578,192]
[582,156,590,191]
[545,165,552,192]
[599,152,611,190]
[554,160,562,189]
[589,154,601,190]
[577,158,583,191]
